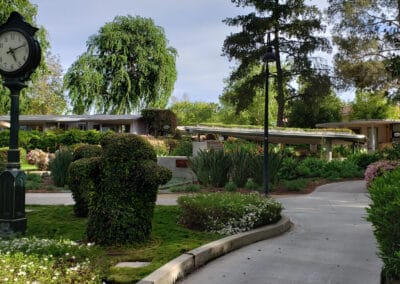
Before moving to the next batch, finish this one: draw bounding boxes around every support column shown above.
[325,139,333,162]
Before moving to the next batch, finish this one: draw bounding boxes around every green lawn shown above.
[25,205,222,283]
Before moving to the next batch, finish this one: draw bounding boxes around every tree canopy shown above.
[169,100,219,126]
[22,52,67,114]
[350,90,399,120]
[327,0,400,98]
[64,15,177,114]
[223,0,331,126]
[0,1,50,113]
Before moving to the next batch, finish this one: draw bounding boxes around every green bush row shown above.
[279,157,364,180]
[190,148,364,190]
[0,129,108,152]
[367,167,400,280]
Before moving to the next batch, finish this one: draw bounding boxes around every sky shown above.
[30,0,333,105]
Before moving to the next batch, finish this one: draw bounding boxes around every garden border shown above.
[137,214,291,284]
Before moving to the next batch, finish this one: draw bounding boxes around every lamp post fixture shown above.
[0,12,41,235]
[262,32,276,195]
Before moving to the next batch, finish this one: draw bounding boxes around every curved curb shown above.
[137,215,292,284]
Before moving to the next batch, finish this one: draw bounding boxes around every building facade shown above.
[0,114,148,134]
[317,119,400,152]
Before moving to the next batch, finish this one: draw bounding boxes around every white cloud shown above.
[31,0,334,103]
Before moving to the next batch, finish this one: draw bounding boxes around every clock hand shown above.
[6,48,17,62]
[12,43,27,51]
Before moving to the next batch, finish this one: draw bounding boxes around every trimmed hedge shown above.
[367,168,400,280]
[86,133,172,245]
[72,144,102,161]
[68,157,101,217]
[178,192,282,235]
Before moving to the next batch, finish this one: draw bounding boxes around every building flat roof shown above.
[182,126,366,145]
[0,114,142,124]
[317,119,400,128]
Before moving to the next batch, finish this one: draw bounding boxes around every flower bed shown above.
[178,192,282,235]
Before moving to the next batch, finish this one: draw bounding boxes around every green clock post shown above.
[0,12,41,235]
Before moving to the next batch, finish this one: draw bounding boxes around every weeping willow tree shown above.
[64,15,177,114]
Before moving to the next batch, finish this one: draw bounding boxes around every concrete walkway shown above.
[178,180,382,284]
[25,192,185,206]
[26,181,382,284]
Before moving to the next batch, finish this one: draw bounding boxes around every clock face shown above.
[0,30,30,73]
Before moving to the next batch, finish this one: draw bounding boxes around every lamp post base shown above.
[0,169,26,236]
[0,218,27,236]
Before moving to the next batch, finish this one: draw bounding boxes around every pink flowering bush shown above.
[364,160,400,186]
[26,149,50,170]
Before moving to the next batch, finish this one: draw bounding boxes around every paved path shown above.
[178,180,382,284]
[26,181,382,283]
[25,192,184,206]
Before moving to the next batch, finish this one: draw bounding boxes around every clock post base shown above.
[0,169,26,236]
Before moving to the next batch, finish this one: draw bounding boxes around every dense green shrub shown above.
[87,133,172,245]
[224,181,237,192]
[0,130,9,147]
[189,149,231,187]
[178,192,282,234]
[367,168,400,280]
[281,178,307,192]
[170,138,193,156]
[72,144,102,161]
[40,131,60,152]
[321,159,363,179]
[296,157,325,178]
[68,157,101,217]
[244,178,260,191]
[170,183,202,193]
[347,151,381,170]
[49,148,74,187]
[84,129,102,145]
[278,156,299,180]
[59,129,87,146]
[26,173,43,190]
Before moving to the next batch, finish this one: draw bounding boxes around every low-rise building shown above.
[0,114,147,134]
[317,119,400,152]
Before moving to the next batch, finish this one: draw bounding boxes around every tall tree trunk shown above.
[274,29,285,127]
[398,0,400,25]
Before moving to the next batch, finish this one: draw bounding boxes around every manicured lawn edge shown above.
[138,215,291,284]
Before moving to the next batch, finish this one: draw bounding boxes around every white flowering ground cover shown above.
[0,237,99,283]
[177,192,283,235]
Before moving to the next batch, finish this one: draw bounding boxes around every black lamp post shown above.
[262,33,276,195]
[0,12,41,235]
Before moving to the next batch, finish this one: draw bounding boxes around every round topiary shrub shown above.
[86,133,172,245]
[72,144,102,161]
[68,157,101,217]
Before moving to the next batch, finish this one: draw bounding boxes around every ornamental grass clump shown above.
[178,192,282,235]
